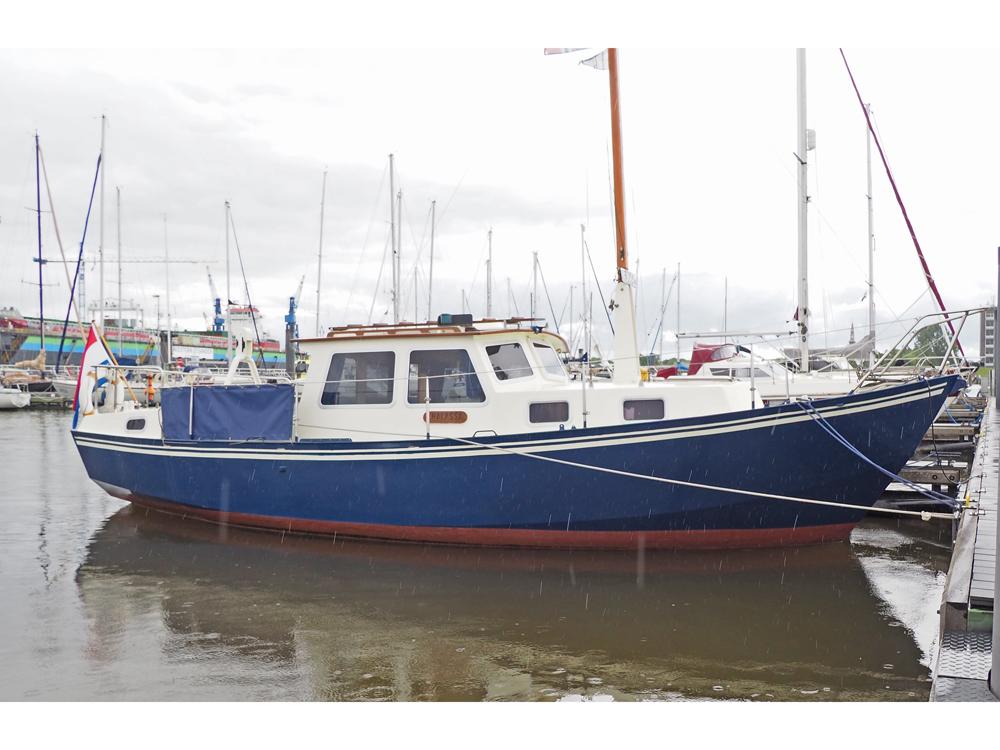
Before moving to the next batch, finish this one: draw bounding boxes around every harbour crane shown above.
[206,266,225,333]
[284,274,306,377]
[285,274,306,339]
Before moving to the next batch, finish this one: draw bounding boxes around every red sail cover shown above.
[687,343,738,375]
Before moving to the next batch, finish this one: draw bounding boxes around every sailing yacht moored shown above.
[70,48,960,549]
[71,315,957,548]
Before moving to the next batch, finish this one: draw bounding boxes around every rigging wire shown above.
[56,152,101,372]
[292,413,958,522]
[583,237,613,333]
[535,257,561,335]
[367,231,392,325]
[342,163,388,321]
[226,208,265,368]
[839,49,962,357]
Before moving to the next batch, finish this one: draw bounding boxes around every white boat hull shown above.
[0,388,30,409]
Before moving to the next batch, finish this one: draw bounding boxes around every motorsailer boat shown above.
[71,315,956,548]
[70,49,959,549]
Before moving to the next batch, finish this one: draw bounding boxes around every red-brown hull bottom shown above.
[126,495,856,550]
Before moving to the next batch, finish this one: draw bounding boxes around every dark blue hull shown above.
[73,376,956,549]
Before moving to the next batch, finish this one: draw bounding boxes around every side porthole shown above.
[529,402,570,423]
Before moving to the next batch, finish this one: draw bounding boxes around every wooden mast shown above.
[607,48,628,279]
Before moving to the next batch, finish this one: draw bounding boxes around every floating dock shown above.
[931,396,998,702]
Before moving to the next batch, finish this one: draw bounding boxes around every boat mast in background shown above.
[315,168,327,337]
[531,251,538,319]
[427,199,436,321]
[99,114,106,331]
[163,215,172,365]
[396,189,403,319]
[723,276,728,344]
[658,268,665,360]
[116,186,123,357]
[486,228,493,318]
[389,153,398,324]
[865,102,876,364]
[796,49,810,373]
[839,48,963,357]
[676,262,680,362]
[38,141,82,327]
[34,132,45,363]
[225,201,231,363]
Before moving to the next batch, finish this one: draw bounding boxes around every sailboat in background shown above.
[0,134,58,400]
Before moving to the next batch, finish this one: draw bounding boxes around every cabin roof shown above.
[295,318,569,352]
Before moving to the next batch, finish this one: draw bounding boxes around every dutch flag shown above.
[72,324,117,428]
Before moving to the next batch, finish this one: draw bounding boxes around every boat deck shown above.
[931,397,998,701]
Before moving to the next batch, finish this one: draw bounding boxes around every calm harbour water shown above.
[0,409,951,701]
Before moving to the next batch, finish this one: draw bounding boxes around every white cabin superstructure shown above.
[293,318,753,443]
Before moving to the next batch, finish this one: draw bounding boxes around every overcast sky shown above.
[2,42,997,358]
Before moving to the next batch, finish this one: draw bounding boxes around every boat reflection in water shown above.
[76,506,946,701]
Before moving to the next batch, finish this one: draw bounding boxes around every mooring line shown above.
[795,400,959,508]
[309,422,959,522]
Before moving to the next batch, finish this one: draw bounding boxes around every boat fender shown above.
[145,374,155,404]
[79,370,96,416]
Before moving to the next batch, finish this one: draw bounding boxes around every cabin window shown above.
[126,418,146,431]
[321,351,395,405]
[732,367,772,379]
[533,343,566,378]
[709,368,732,377]
[486,342,532,380]
[529,401,569,423]
[623,399,664,421]
[407,349,485,404]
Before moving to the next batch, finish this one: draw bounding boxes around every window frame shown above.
[485,341,534,382]
[532,342,568,380]
[319,350,397,408]
[622,398,665,422]
[529,401,570,424]
[405,347,488,406]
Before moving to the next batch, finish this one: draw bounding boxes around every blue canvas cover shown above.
[161,384,294,442]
